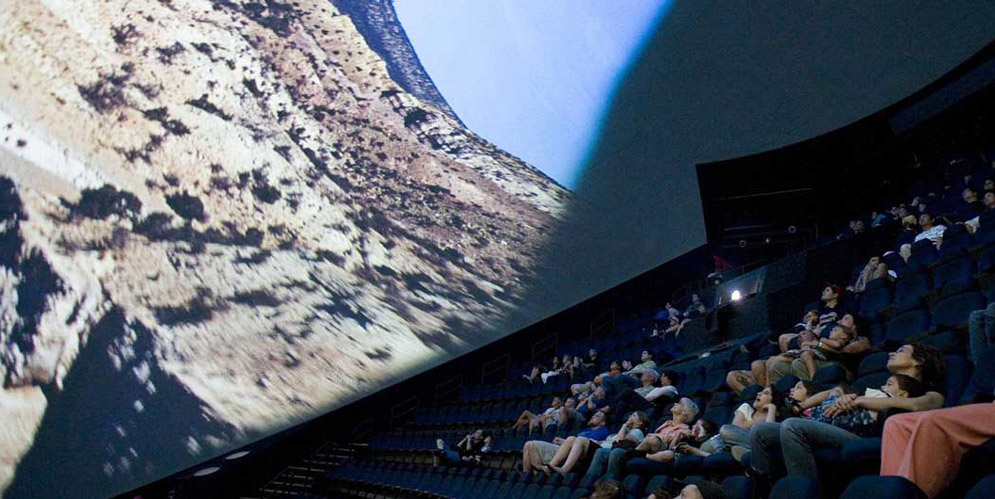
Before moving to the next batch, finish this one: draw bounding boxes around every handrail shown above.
[434,375,462,403]
[589,309,615,339]
[388,395,419,429]
[481,353,510,385]
[531,331,559,364]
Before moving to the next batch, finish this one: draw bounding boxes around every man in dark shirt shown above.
[961,187,985,219]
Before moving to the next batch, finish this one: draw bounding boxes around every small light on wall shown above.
[730,290,742,302]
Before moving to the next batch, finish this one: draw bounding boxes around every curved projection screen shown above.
[1,1,994,498]
[0,1,659,497]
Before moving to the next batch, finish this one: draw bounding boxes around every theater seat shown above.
[892,273,931,313]
[841,476,926,499]
[961,345,995,404]
[886,310,930,345]
[813,364,848,385]
[841,437,883,478]
[930,292,984,330]
[967,475,995,499]
[858,351,890,376]
[770,476,820,499]
[932,256,975,297]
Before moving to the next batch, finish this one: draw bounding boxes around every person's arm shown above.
[841,337,870,355]
[676,442,709,457]
[732,410,749,429]
[854,391,945,413]
[819,338,846,351]
[763,404,778,423]
[615,422,630,442]
[798,388,839,410]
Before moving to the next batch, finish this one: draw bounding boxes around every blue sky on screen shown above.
[393,0,672,189]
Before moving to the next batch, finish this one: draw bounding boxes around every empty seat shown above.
[841,476,926,499]
[886,310,931,345]
[933,256,976,297]
[967,474,995,499]
[892,273,931,313]
[860,286,894,319]
[931,292,985,330]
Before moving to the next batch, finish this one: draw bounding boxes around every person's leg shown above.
[727,370,755,393]
[779,333,799,353]
[881,404,995,499]
[751,359,769,387]
[556,437,592,474]
[522,441,538,472]
[583,447,611,481]
[548,436,575,467]
[605,448,628,478]
[985,303,995,347]
[800,351,817,379]
[779,418,861,479]
[767,360,793,386]
[719,424,752,448]
[748,422,782,477]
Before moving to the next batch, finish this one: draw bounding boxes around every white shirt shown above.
[914,224,946,243]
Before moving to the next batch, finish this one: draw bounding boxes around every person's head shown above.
[640,350,653,363]
[691,293,701,304]
[589,348,598,359]
[985,178,995,192]
[588,410,607,427]
[899,243,912,260]
[608,360,621,374]
[629,410,651,430]
[985,191,995,209]
[562,354,572,364]
[821,284,842,304]
[670,397,699,424]
[640,370,658,386]
[853,220,866,233]
[838,313,857,331]
[789,380,819,402]
[647,486,673,499]
[661,370,678,387]
[887,344,946,390]
[551,396,562,409]
[589,479,623,499]
[552,356,562,368]
[471,429,485,441]
[919,212,935,229]
[593,386,606,399]
[897,206,910,218]
[690,419,717,441]
[803,310,819,323]
[564,397,577,409]
[753,386,774,410]
[963,187,978,203]
[828,324,855,342]
[883,374,926,399]
[671,482,724,499]
[622,360,633,371]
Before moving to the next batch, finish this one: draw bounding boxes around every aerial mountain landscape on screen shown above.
[0,0,568,496]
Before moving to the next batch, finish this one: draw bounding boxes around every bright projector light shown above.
[730,290,742,301]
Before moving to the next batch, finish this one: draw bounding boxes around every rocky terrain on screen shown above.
[0,0,568,495]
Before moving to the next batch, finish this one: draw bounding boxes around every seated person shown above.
[624,351,658,376]
[610,370,679,419]
[511,396,563,435]
[776,285,849,354]
[572,360,622,396]
[749,343,947,481]
[584,411,652,480]
[633,398,699,462]
[576,387,609,419]
[764,317,869,385]
[721,386,782,449]
[580,479,623,499]
[764,323,858,380]
[436,429,492,466]
[847,256,889,293]
[914,212,946,246]
[582,349,601,372]
[644,418,719,463]
[813,374,924,437]
[784,380,819,418]
[533,410,611,475]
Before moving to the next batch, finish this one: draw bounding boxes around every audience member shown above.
[435,430,491,467]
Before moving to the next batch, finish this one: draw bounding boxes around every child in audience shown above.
[637,398,699,462]
[814,374,925,437]
[785,380,819,418]
[798,323,857,378]
[646,418,719,463]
